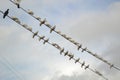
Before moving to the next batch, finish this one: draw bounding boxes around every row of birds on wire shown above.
[9,0,120,71]
[0,9,108,80]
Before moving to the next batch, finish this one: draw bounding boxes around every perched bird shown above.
[35,16,41,20]
[50,26,56,33]
[40,19,46,26]
[64,51,68,56]
[60,48,64,54]
[43,38,49,44]
[86,50,92,54]
[39,36,45,41]
[28,9,34,15]
[110,64,114,69]
[11,17,20,24]
[14,0,21,8]
[44,23,52,28]
[27,27,32,32]
[81,47,87,52]
[22,24,28,28]
[61,34,66,38]
[75,58,80,63]
[68,54,74,60]
[95,70,102,76]
[70,39,75,43]
[17,4,20,8]
[77,44,82,50]
[85,65,89,69]
[81,61,85,68]
[52,43,61,50]
[33,31,38,38]
[66,37,71,40]
[3,9,9,19]
[56,31,61,34]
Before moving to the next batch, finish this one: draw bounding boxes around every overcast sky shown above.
[0,0,120,80]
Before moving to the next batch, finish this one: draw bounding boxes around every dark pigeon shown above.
[3,9,9,19]
[17,4,20,8]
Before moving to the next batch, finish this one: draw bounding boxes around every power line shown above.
[0,56,25,80]
[0,10,108,80]
[9,0,120,71]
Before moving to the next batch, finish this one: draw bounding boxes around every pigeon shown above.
[3,9,9,19]
[14,0,21,8]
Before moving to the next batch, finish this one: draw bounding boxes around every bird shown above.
[56,31,61,34]
[75,58,80,63]
[110,64,114,69]
[50,26,56,33]
[11,16,18,20]
[52,43,61,50]
[28,9,34,15]
[14,0,21,8]
[70,39,75,43]
[61,34,66,38]
[73,42,79,45]
[43,38,49,44]
[35,16,41,21]
[17,4,20,8]
[60,48,64,54]
[95,70,102,76]
[81,47,87,52]
[39,36,45,41]
[66,37,71,40]
[77,44,82,50]
[81,61,85,68]
[68,54,74,60]
[33,31,38,38]
[40,19,46,26]
[64,51,68,56]
[22,24,28,28]
[44,23,52,28]
[11,17,20,24]
[3,9,9,19]
[85,65,89,69]
[27,27,32,32]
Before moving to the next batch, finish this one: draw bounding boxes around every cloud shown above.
[68,2,120,41]
[48,1,120,80]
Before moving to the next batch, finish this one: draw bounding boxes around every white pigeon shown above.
[14,0,21,8]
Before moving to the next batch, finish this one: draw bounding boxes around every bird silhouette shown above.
[50,26,56,33]
[75,58,80,63]
[60,48,64,54]
[14,0,21,8]
[64,51,68,56]
[33,31,38,38]
[17,4,20,8]
[68,54,74,60]
[43,38,49,44]
[85,65,89,69]
[77,44,82,50]
[39,36,45,41]
[3,9,9,19]
[40,19,46,26]
[81,61,85,68]
[81,47,87,52]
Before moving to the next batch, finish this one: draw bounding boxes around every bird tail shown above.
[17,4,20,8]
[3,15,5,19]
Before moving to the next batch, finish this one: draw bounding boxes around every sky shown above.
[0,0,120,80]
